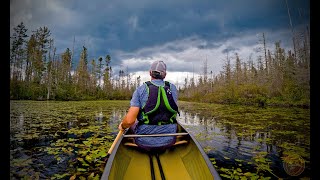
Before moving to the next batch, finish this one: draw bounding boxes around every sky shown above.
[10,0,310,88]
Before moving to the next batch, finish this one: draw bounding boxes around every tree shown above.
[103,54,112,97]
[90,58,98,95]
[75,46,90,95]
[98,56,103,87]
[223,52,231,85]
[10,22,28,81]
[202,58,208,83]
[46,38,55,100]
[32,26,51,84]
[235,53,242,85]
[61,48,72,83]
[25,34,37,83]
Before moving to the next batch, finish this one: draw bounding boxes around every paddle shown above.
[105,129,125,160]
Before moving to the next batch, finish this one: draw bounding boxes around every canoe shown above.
[101,123,221,180]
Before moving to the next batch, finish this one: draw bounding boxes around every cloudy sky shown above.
[10,0,309,88]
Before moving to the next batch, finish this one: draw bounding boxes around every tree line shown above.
[10,22,309,107]
[10,22,140,100]
[179,31,310,107]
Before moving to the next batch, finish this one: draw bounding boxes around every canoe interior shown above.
[102,124,220,180]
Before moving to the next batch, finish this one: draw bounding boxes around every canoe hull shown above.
[101,123,221,180]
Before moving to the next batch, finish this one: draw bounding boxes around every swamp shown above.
[10,100,310,179]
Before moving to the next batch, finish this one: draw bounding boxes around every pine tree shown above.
[10,22,28,81]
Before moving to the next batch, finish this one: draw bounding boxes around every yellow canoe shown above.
[101,123,221,180]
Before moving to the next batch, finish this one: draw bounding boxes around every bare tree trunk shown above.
[47,39,53,100]
[262,33,268,74]
[203,57,208,83]
[285,0,296,58]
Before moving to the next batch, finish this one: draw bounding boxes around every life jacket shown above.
[139,81,179,125]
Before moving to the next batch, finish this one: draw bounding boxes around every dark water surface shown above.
[10,100,310,179]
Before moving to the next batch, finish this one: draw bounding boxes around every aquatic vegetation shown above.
[10,100,310,179]
[219,166,272,180]
[178,101,310,179]
[10,100,128,179]
[46,124,114,179]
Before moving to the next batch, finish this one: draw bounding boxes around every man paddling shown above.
[118,60,179,151]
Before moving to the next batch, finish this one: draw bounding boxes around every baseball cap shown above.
[150,60,166,73]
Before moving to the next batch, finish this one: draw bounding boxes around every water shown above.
[177,112,283,178]
[10,100,310,179]
[176,105,310,179]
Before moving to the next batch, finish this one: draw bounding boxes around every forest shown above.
[10,22,310,107]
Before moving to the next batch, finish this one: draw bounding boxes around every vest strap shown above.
[140,81,178,125]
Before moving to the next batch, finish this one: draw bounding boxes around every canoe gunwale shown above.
[101,132,125,180]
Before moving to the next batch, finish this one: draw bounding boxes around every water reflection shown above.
[19,114,24,129]
[177,110,279,166]
[107,108,127,131]
[95,111,104,122]
[66,121,75,129]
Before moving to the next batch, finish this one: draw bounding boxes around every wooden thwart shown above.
[124,142,138,147]
[173,140,188,146]
[124,140,188,147]
[123,132,189,138]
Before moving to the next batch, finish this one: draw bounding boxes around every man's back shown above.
[132,79,179,151]
[130,79,178,121]
[118,60,179,151]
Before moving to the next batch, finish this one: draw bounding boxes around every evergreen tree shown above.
[10,22,28,81]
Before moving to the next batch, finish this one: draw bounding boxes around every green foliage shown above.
[213,151,276,180]
[179,101,309,179]
[9,23,135,101]
[46,126,113,178]
[279,142,309,162]
[10,100,129,179]
[179,40,309,108]
[219,166,270,180]
[10,100,310,179]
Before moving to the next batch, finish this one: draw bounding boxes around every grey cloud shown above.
[222,46,240,54]
[10,0,307,79]
[197,42,223,50]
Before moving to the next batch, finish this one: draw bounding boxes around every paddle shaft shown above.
[108,129,124,155]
